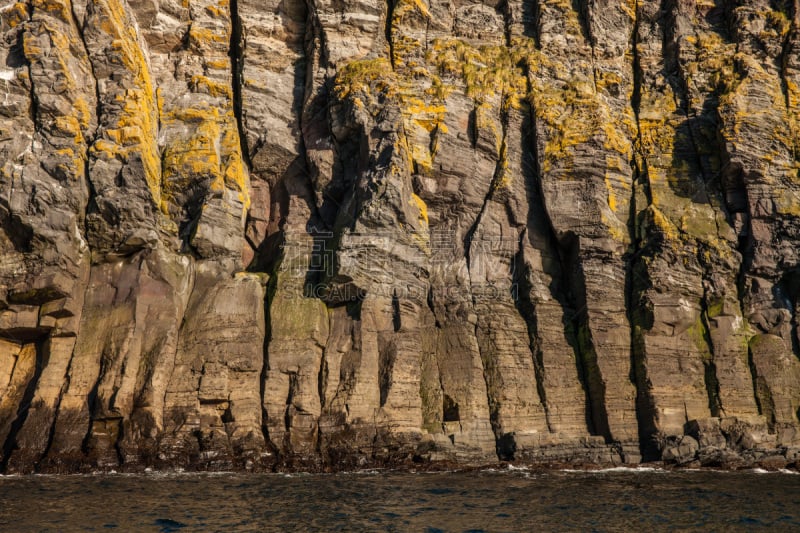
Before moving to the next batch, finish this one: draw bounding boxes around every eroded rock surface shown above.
[2,0,800,472]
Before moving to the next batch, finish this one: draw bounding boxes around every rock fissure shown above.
[0,341,43,471]
[513,232,553,434]
[229,0,250,170]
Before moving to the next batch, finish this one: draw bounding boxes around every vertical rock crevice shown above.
[698,287,723,417]
[627,0,665,461]
[512,235,553,434]
[524,88,597,438]
[229,0,251,170]
[470,113,510,459]
[0,341,43,471]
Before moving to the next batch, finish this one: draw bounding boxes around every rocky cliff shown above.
[2,0,800,472]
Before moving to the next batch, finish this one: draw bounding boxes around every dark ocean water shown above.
[1,467,799,532]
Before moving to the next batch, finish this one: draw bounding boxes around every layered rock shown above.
[1,0,800,472]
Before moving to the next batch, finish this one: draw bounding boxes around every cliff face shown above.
[1,0,800,472]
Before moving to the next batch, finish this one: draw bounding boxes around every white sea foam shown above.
[560,466,665,474]
[748,468,800,475]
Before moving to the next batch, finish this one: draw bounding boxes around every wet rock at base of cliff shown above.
[661,435,700,465]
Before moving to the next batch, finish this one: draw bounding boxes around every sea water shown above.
[1,467,799,531]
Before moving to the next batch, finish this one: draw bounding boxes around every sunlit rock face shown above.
[1,0,800,472]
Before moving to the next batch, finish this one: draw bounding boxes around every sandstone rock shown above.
[1,0,800,472]
[160,270,266,466]
[662,435,700,465]
[686,418,727,450]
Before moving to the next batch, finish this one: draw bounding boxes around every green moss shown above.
[705,298,725,319]
[687,314,712,361]
[748,333,785,353]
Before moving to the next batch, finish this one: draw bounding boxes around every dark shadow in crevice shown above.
[777,269,800,361]
[1,338,45,472]
[520,103,598,437]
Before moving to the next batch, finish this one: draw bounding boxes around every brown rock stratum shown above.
[2,0,800,472]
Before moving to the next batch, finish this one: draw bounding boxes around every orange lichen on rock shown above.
[87,0,162,204]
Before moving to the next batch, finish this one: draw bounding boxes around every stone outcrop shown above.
[1,0,800,472]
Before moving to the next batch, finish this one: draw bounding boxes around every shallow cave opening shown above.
[442,395,460,422]
[221,405,234,425]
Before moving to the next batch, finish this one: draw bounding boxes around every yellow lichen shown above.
[204,0,229,19]
[604,171,617,212]
[392,0,430,26]
[19,1,97,186]
[649,206,681,241]
[190,74,232,99]
[3,2,28,27]
[205,58,229,70]
[160,102,250,217]
[87,0,162,204]
[187,25,229,50]
[493,144,512,191]
[411,193,428,224]
[427,38,531,108]
[334,58,396,102]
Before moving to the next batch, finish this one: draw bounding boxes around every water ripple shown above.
[0,470,798,531]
